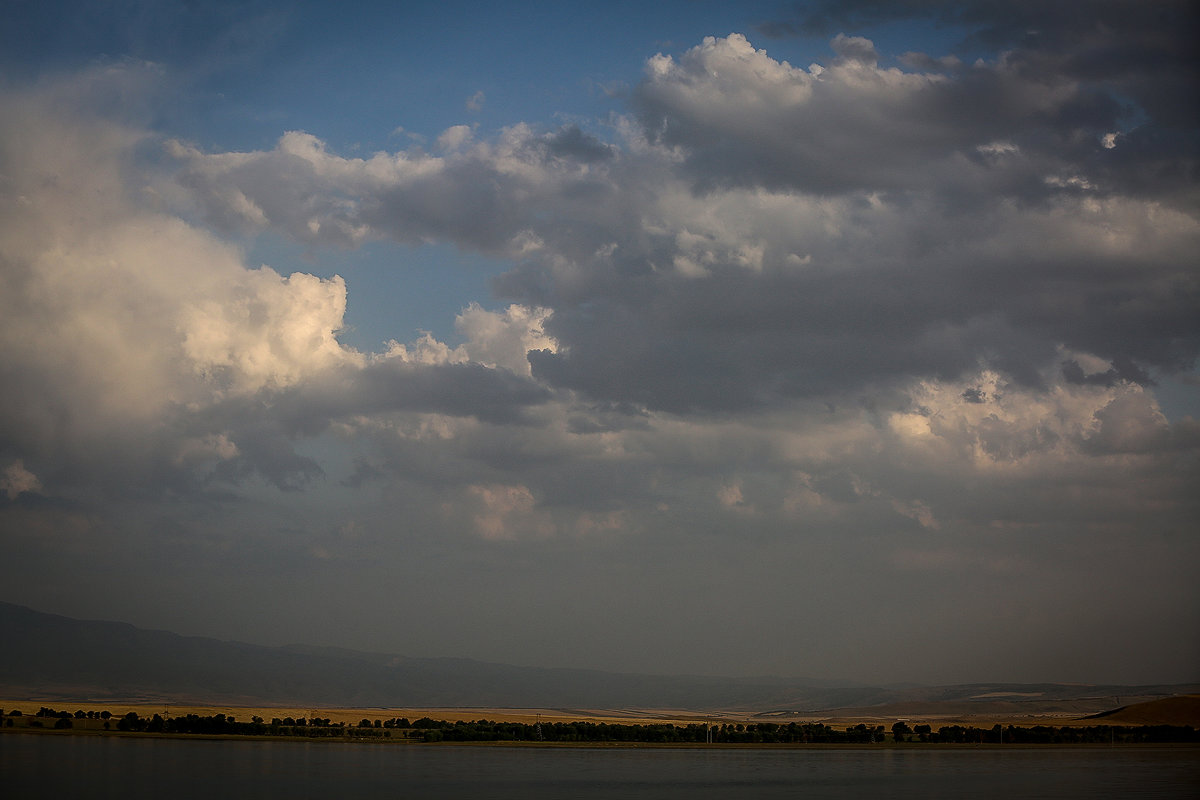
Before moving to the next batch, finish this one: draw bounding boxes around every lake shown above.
[3,734,1197,798]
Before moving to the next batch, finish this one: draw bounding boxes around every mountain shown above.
[0,601,856,708]
[1,601,1194,712]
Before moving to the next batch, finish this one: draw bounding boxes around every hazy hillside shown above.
[2,602,1194,712]
[1086,695,1200,727]
[0,601,860,708]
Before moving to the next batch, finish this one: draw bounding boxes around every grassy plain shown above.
[4,696,1197,729]
[2,695,1190,729]
[0,701,727,726]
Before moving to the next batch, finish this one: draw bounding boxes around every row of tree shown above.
[6,707,1197,744]
[893,721,1198,744]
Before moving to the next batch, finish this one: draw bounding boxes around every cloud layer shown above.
[170,31,1199,417]
[1,8,1197,684]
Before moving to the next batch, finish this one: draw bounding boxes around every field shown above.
[3,701,722,727]
[4,694,1197,730]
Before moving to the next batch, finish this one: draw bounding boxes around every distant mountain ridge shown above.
[2,601,1194,712]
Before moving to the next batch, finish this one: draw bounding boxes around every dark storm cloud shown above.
[0,359,550,500]
[166,12,1199,417]
[765,0,1200,132]
[1062,356,1151,388]
[960,387,987,403]
[516,200,1196,412]
[170,359,552,491]
[276,360,552,429]
[543,125,615,163]
[1081,391,1200,456]
[505,12,1198,414]
[524,269,998,413]
[632,26,1189,203]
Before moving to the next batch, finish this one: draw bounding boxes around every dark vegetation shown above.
[5,707,1197,744]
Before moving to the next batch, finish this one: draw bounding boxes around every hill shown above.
[2,601,1195,715]
[1085,695,1200,726]
[0,601,863,708]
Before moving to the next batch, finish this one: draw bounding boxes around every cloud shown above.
[1,461,42,500]
[829,32,877,66]
[455,303,556,375]
[2,15,1196,683]
[163,29,1196,421]
[435,124,474,152]
[763,0,1200,131]
[633,32,1130,198]
[0,69,551,498]
[179,268,361,394]
[542,125,614,163]
[171,122,624,256]
[463,483,554,540]
[521,32,1195,414]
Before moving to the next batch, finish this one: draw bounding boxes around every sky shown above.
[1,0,1197,687]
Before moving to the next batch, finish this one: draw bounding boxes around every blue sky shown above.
[1,1,1197,686]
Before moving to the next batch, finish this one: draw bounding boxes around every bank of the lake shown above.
[5,702,1197,746]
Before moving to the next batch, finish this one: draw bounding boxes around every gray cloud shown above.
[2,10,1197,685]
[0,75,552,501]
[170,125,624,255]
[165,26,1198,417]
[543,125,615,163]
[762,1,1200,147]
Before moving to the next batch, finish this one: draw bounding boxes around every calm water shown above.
[2,734,1197,798]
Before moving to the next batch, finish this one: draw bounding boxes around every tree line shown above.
[5,707,1197,744]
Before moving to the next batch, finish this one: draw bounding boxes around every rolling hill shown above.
[2,601,1195,716]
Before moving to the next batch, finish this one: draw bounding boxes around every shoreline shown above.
[0,698,1161,730]
[5,727,1199,750]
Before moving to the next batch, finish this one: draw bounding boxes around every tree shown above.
[117,712,143,732]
